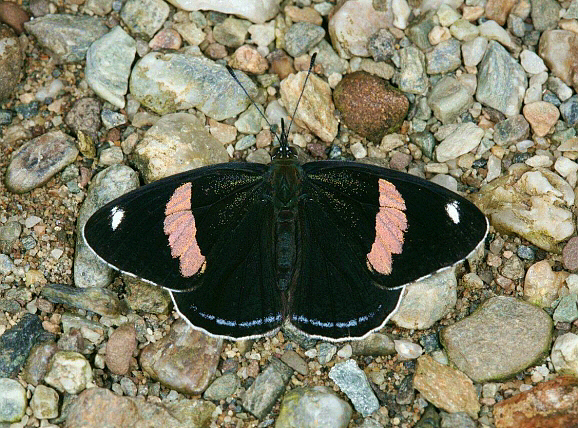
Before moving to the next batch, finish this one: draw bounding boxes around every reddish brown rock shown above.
[139,319,223,394]
[333,71,409,143]
[0,1,29,34]
[563,237,578,271]
[106,323,137,375]
[0,23,22,100]
[269,49,295,80]
[149,28,182,51]
[493,376,578,428]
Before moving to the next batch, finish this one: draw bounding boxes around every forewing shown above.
[289,161,488,340]
[83,162,283,339]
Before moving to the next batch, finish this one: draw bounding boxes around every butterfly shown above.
[83,55,488,341]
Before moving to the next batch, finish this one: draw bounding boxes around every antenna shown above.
[226,52,317,148]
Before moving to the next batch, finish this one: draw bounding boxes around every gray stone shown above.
[406,10,435,50]
[5,131,78,193]
[131,113,228,183]
[85,26,136,109]
[441,296,553,382]
[280,350,308,375]
[368,29,395,62]
[392,268,457,330]
[40,283,122,317]
[426,38,461,74]
[124,277,172,314]
[493,114,530,146]
[212,16,251,48]
[476,41,527,117]
[531,0,561,31]
[284,22,325,57]
[120,0,169,38]
[242,358,293,419]
[235,135,256,151]
[561,95,578,126]
[74,165,139,288]
[130,52,257,118]
[462,36,488,68]
[0,313,54,378]
[317,342,337,365]
[441,411,476,428]
[276,386,352,428]
[553,294,578,323]
[398,46,428,95]
[234,104,264,134]
[0,222,22,253]
[24,14,108,62]
[409,131,435,159]
[428,76,473,124]
[350,333,396,356]
[329,359,379,417]
[203,373,239,400]
[309,39,348,76]
[0,378,26,423]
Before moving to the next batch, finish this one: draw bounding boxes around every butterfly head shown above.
[271,118,298,160]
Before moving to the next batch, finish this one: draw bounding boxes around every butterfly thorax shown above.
[268,157,303,291]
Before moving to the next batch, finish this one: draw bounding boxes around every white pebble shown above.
[520,50,547,74]
[337,344,353,359]
[516,139,534,152]
[25,215,42,229]
[486,154,501,182]
[394,339,423,360]
[392,0,411,29]
[525,154,553,168]
[50,248,64,260]
[350,142,367,159]
[554,156,578,178]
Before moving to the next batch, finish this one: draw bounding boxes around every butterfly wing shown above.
[289,161,488,340]
[83,163,283,339]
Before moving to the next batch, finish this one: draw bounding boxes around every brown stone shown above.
[522,101,559,137]
[485,0,517,26]
[414,354,480,419]
[0,1,29,34]
[106,323,137,375]
[139,319,223,394]
[0,23,22,100]
[563,236,578,271]
[493,376,578,428]
[269,49,295,80]
[229,45,269,74]
[284,5,323,25]
[149,28,182,51]
[539,30,578,92]
[333,71,409,143]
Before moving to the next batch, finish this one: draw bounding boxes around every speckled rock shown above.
[523,101,560,137]
[124,277,172,314]
[333,71,408,143]
[203,373,239,401]
[280,71,338,143]
[284,21,325,58]
[398,46,429,95]
[21,342,58,386]
[392,268,457,330]
[473,165,575,252]
[130,52,257,118]
[44,351,93,394]
[414,354,480,419]
[5,131,78,194]
[476,41,527,117]
[0,24,22,100]
[120,0,169,38]
[0,314,53,378]
[493,376,578,428]
[441,296,553,382]
[276,386,352,428]
[329,359,379,417]
[140,319,223,395]
[350,333,396,356]
[493,114,530,146]
[564,237,578,271]
[85,26,136,109]
[74,165,140,288]
[23,14,108,62]
[131,112,228,183]
[229,45,268,74]
[65,97,101,139]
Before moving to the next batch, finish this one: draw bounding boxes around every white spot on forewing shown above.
[110,207,124,231]
[445,201,460,224]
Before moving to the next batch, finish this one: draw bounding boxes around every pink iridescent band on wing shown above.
[164,182,205,277]
[367,179,408,275]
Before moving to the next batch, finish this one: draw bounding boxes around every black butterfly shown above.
[83,56,488,341]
